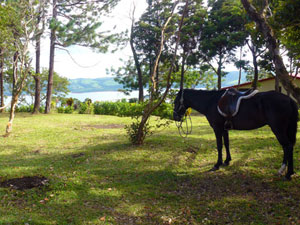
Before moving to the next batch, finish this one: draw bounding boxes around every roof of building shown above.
[222,74,300,89]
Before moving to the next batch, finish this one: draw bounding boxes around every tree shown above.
[133,0,188,145]
[199,0,247,89]
[113,0,178,102]
[20,69,69,106]
[45,0,121,113]
[33,0,48,114]
[272,0,300,77]
[112,58,148,96]
[1,1,37,134]
[129,3,144,102]
[0,4,16,112]
[177,0,206,90]
[241,0,300,104]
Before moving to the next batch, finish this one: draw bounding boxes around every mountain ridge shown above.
[68,71,247,93]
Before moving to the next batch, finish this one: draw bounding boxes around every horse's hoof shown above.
[278,164,287,176]
[283,176,292,181]
[222,162,230,167]
[209,166,219,172]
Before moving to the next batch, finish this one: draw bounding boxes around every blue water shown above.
[67,90,140,102]
[5,90,140,105]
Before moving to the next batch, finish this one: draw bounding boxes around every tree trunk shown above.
[33,33,41,114]
[0,49,4,113]
[130,20,144,103]
[45,0,57,114]
[6,52,19,135]
[237,47,242,89]
[241,0,300,104]
[217,55,222,90]
[275,74,280,92]
[6,95,18,135]
[180,54,186,90]
[252,49,259,89]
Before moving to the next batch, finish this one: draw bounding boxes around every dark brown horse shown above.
[173,89,298,180]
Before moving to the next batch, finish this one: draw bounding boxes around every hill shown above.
[68,77,123,93]
[68,71,247,93]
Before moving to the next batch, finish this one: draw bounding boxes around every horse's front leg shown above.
[211,129,223,171]
[223,130,231,166]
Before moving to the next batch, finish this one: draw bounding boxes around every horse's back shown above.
[233,91,298,130]
[258,91,297,112]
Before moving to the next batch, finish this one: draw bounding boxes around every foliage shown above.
[57,105,74,114]
[66,98,74,107]
[125,115,153,145]
[20,69,70,103]
[93,101,144,117]
[272,0,300,75]
[56,100,173,119]
[78,101,94,114]
[199,0,248,89]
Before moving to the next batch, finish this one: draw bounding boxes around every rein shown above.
[175,112,192,138]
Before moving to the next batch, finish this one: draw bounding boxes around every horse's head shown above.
[173,90,187,121]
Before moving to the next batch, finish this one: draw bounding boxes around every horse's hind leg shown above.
[270,126,294,180]
[285,145,294,180]
[223,130,231,166]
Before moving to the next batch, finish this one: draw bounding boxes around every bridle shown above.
[174,89,192,138]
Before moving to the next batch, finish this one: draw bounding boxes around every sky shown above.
[39,0,147,79]
[38,0,237,80]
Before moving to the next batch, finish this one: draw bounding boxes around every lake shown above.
[5,90,141,105]
[67,90,140,102]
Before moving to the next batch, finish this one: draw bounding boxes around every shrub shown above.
[64,105,74,114]
[66,98,74,106]
[57,106,74,114]
[125,116,153,145]
[93,101,172,119]
[57,107,64,113]
[16,105,34,113]
[78,102,94,114]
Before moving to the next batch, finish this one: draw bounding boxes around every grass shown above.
[0,112,300,224]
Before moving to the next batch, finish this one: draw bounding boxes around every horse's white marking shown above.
[278,163,287,175]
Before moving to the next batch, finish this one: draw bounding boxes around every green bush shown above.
[64,106,74,114]
[57,107,64,113]
[93,101,172,119]
[78,102,94,114]
[16,105,34,113]
[57,106,74,114]
[125,116,153,145]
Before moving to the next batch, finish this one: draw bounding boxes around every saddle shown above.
[217,88,259,130]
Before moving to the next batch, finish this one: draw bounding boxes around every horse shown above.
[173,89,298,180]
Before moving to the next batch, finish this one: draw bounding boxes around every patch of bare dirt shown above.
[79,124,124,130]
[0,176,49,190]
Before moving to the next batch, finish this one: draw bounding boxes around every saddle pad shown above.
[217,89,259,117]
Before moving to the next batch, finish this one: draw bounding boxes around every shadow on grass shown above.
[0,127,299,224]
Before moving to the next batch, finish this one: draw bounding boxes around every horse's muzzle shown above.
[173,112,182,121]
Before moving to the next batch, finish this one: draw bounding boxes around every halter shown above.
[175,89,192,138]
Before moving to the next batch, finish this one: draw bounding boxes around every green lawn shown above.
[0,113,299,224]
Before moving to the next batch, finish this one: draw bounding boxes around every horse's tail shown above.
[288,99,298,145]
